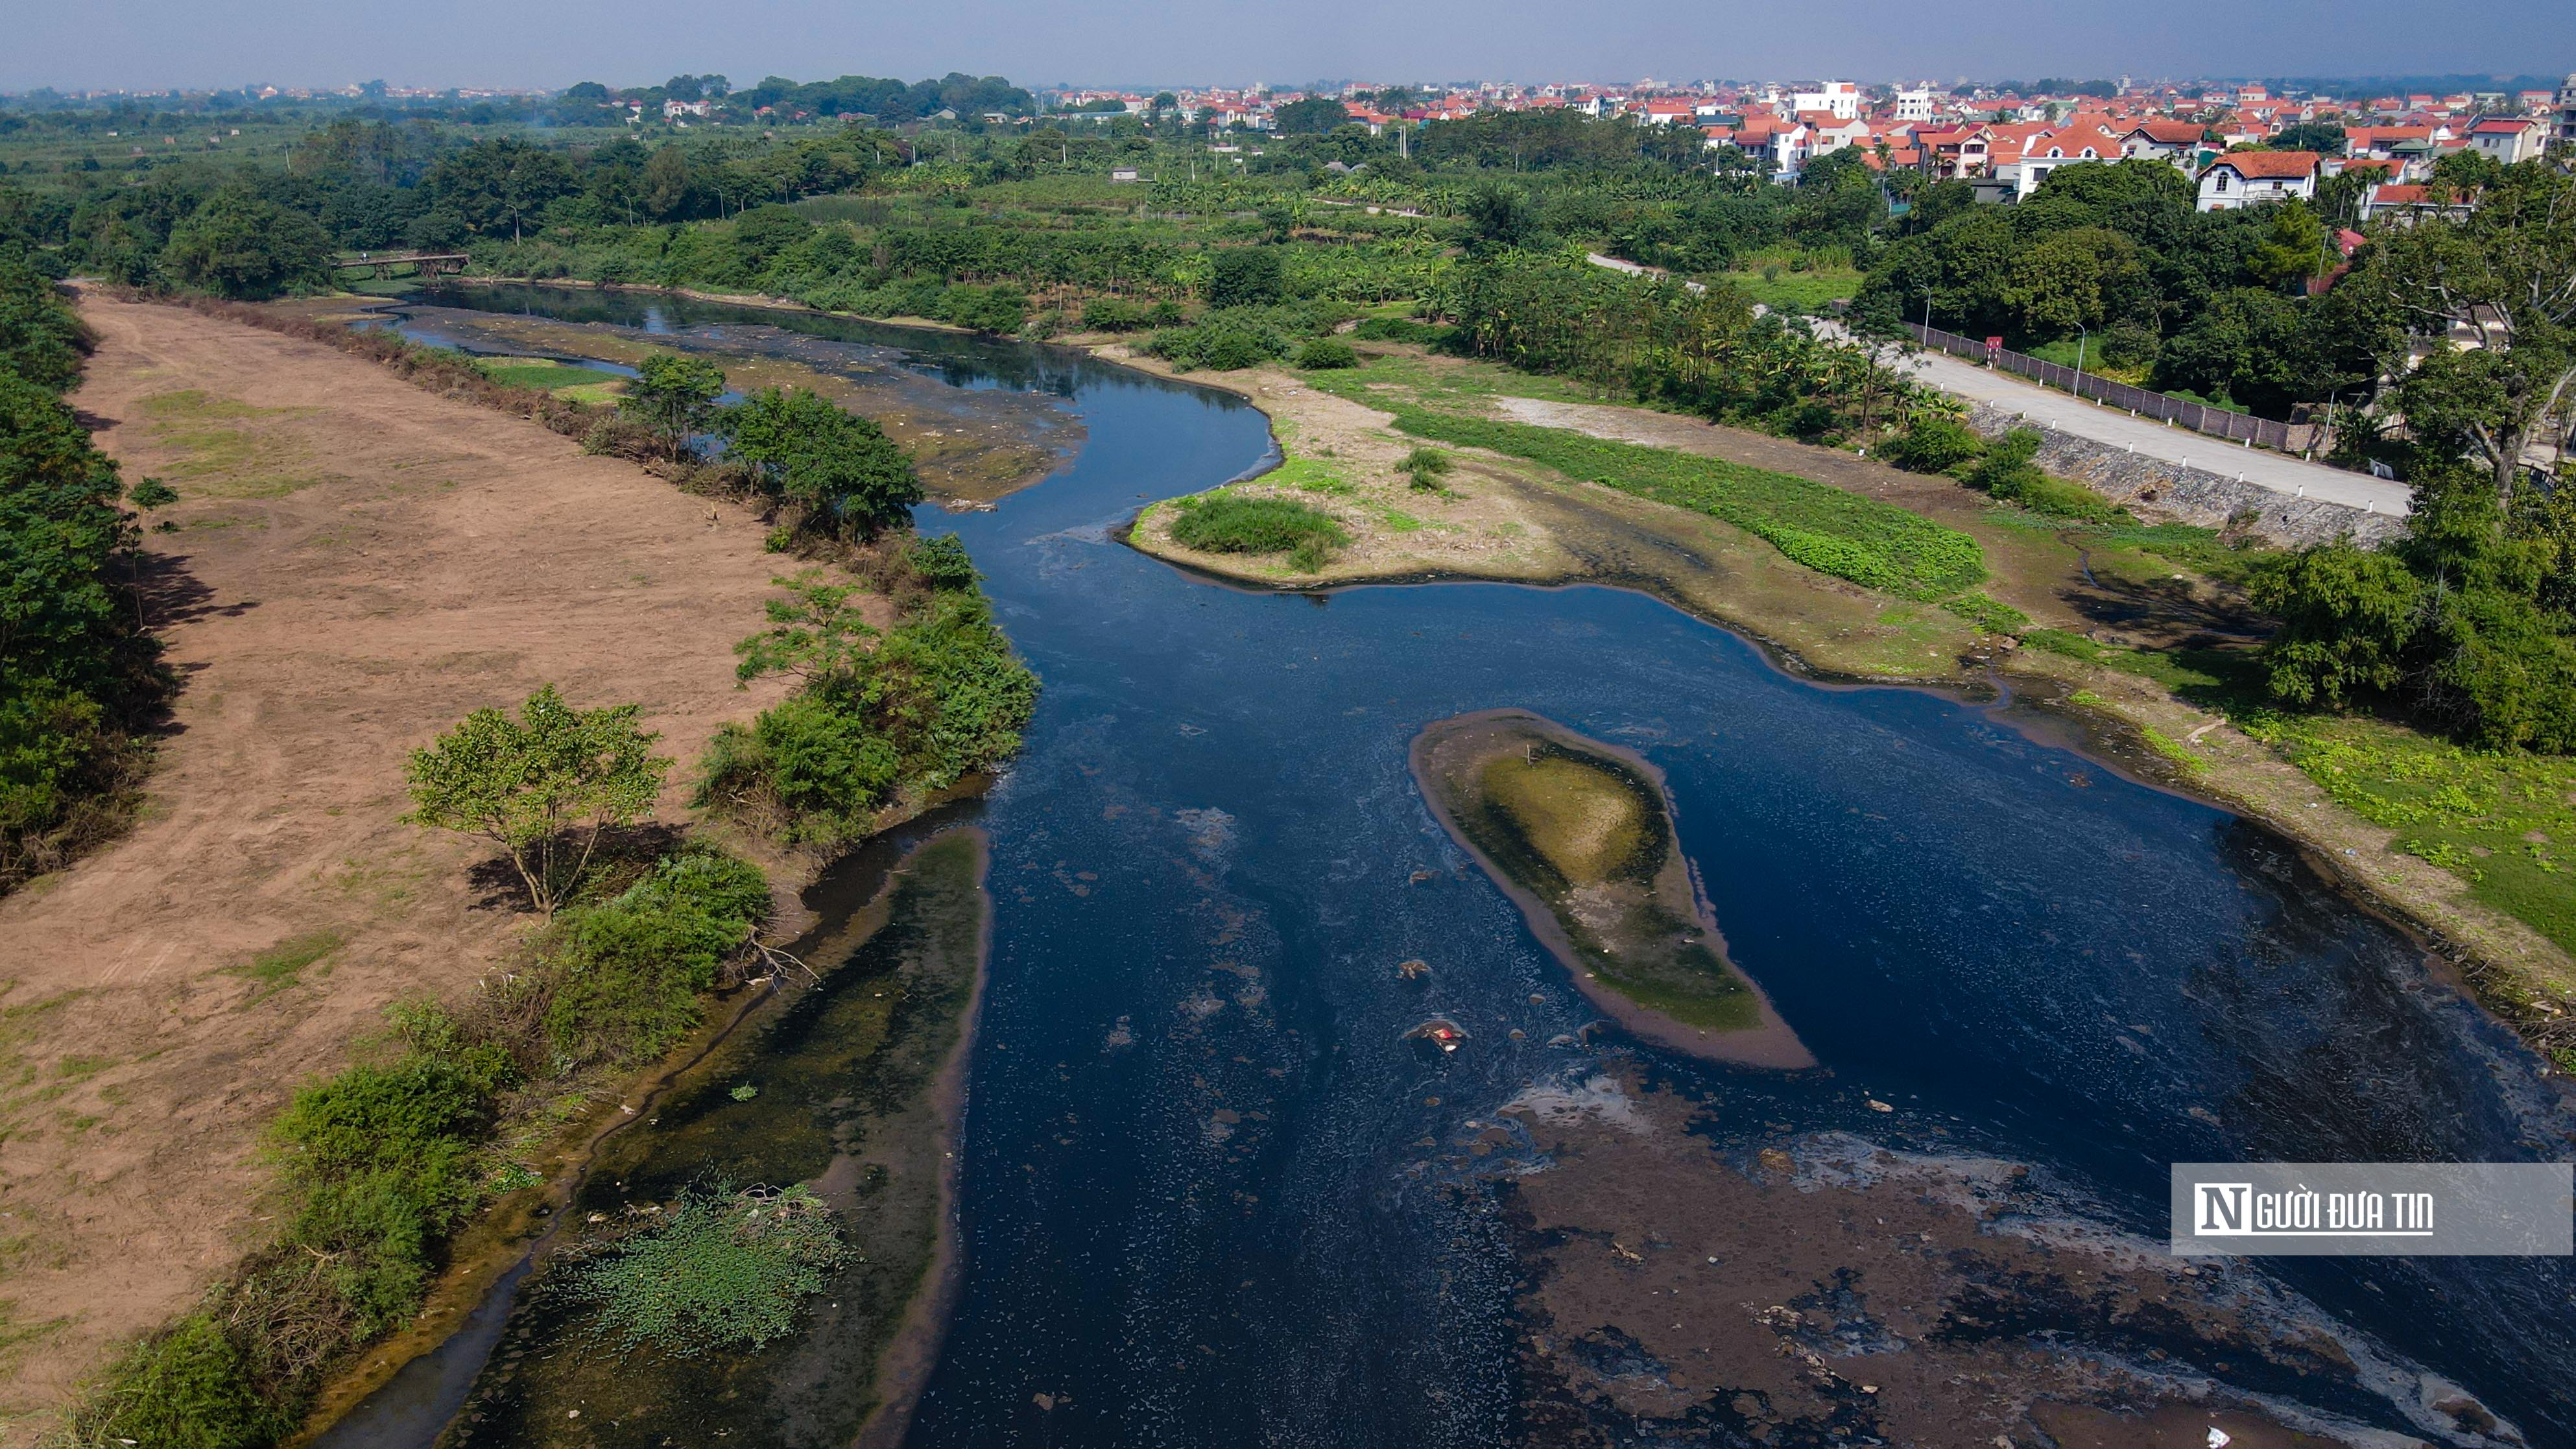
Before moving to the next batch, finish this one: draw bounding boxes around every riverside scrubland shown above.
[1,289,1031,1448]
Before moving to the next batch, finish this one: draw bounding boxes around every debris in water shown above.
[1408,1018,1467,1052]
[1397,958,1431,981]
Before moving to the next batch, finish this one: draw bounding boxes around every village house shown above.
[2009,123,2127,197]
[2196,150,2323,211]
[2359,182,2477,225]
[1788,81,1863,121]
[2119,117,2206,167]
[2464,115,2550,164]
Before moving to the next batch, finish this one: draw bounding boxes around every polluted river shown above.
[326,284,2573,1449]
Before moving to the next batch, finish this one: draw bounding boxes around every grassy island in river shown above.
[1412,710,1812,1069]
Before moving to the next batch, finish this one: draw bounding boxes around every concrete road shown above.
[1891,346,2415,516]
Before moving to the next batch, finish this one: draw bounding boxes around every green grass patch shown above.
[1266,451,1353,496]
[1942,593,2030,634]
[1377,407,1985,599]
[562,1182,851,1358]
[2020,630,2267,704]
[2238,712,2576,956]
[1718,264,1864,312]
[224,929,344,1004]
[1167,492,1351,573]
[477,357,617,396]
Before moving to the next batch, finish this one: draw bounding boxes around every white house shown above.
[1892,88,1934,123]
[2119,119,2206,167]
[2010,124,2125,197]
[1789,82,1861,121]
[2464,115,2549,164]
[2196,151,2323,211]
[662,99,711,120]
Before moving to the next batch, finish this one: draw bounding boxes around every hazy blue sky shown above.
[14,0,2574,93]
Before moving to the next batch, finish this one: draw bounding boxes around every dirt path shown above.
[0,295,795,1433]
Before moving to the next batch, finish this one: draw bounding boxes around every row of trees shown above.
[1433,248,1935,442]
[2256,160,2576,751]
[0,254,165,888]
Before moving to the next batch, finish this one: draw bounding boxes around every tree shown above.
[2370,160,2576,509]
[732,570,878,692]
[425,137,578,243]
[1461,180,1540,252]
[0,254,84,390]
[160,190,329,300]
[1206,246,1287,307]
[719,388,923,538]
[2000,226,2154,339]
[618,353,726,449]
[1272,97,1349,136]
[2272,121,2346,156]
[403,686,671,917]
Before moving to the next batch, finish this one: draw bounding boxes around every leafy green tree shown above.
[618,353,727,449]
[1272,97,1350,136]
[160,190,329,300]
[426,137,578,242]
[719,388,923,538]
[2272,122,2346,156]
[1461,180,1541,253]
[2370,160,2576,509]
[0,255,85,390]
[2001,226,2154,339]
[2249,544,2425,706]
[732,570,878,691]
[401,685,673,916]
[1206,246,1287,307]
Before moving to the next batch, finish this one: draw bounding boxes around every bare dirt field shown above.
[0,294,801,1437]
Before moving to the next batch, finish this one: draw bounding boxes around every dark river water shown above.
[389,286,2574,1446]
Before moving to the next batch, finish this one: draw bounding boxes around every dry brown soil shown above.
[0,294,805,1435]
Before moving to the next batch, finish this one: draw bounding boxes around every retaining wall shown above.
[1966,403,2405,549]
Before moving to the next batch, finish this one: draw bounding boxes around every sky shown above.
[12,0,2574,94]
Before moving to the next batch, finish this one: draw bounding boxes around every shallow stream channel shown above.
[347,286,2573,1448]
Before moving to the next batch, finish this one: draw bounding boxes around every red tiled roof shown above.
[2127,119,2204,143]
[2205,150,2322,179]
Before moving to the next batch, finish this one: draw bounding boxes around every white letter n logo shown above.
[2199,1183,2251,1234]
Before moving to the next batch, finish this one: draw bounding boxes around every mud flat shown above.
[1411,709,1811,1069]
[1494,1073,2460,1447]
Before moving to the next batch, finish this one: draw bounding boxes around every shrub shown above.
[1080,297,1151,332]
[1352,316,1449,346]
[905,532,980,590]
[1147,311,1290,372]
[942,283,1028,335]
[536,848,771,1069]
[1941,592,2031,634]
[1958,429,2116,521]
[1879,415,1985,474]
[1294,338,1360,370]
[1398,446,1453,490]
[73,1313,293,1449]
[1169,493,1350,571]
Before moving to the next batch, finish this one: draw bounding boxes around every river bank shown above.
[0,293,823,1437]
[1104,341,2575,1074]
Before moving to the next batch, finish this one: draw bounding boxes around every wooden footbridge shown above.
[329,252,470,280]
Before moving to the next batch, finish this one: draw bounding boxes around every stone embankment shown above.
[1966,402,2407,549]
